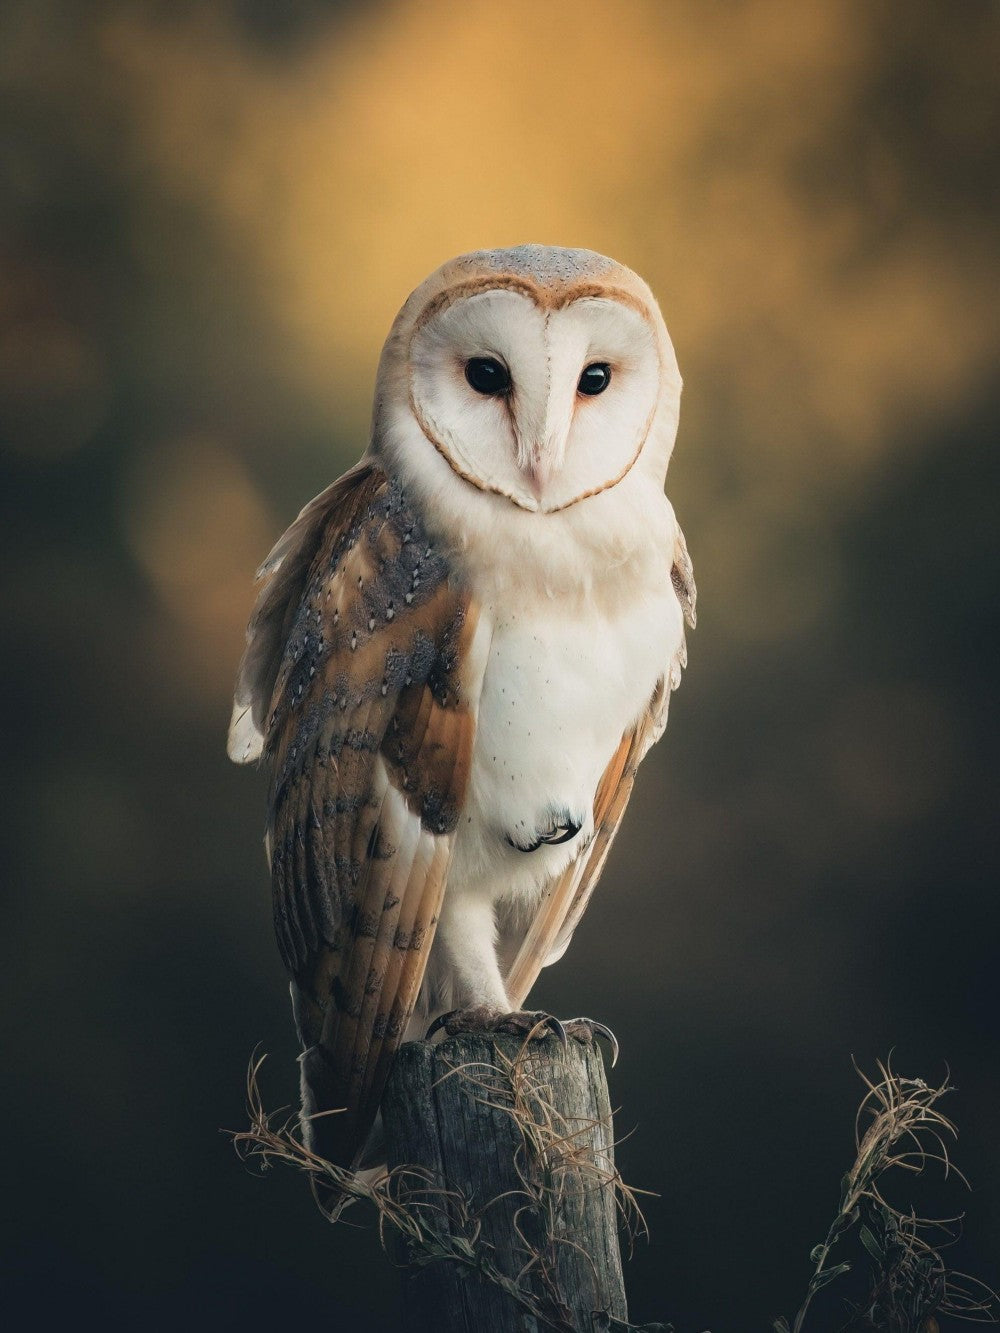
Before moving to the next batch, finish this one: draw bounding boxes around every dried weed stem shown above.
[231,1038,646,1332]
[776,1059,998,1333]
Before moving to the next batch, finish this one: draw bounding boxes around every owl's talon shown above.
[425,1009,460,1040]
[564,1017,620,1067]
[539,1014,568,1046]
[594,1022,620,1068]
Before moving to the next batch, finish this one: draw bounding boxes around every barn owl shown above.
[228,245,696,1175]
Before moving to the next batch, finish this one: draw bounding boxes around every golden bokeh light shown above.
[121,434,277,698]
[102,0,997,488]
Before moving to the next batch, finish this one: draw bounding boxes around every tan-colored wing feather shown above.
[504,714,652,1008]
[671,520,697,631]
[254,466,487,1168]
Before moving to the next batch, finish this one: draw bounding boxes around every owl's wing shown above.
[504,524,696,1008]
[230,462,488,1169]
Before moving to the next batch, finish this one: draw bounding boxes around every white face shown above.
[407,287,663,513]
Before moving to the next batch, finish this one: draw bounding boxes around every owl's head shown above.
[372,246,681,516]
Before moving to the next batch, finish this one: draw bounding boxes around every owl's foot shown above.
[563,1016,619,1067]
[426,1006,566,1043]
[425,1007,618,1065]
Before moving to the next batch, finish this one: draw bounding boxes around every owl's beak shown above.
[513,366,573,504]
[522,448,554,500]
[517,418,570,502]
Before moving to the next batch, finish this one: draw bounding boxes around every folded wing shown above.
[230,463,487,1168]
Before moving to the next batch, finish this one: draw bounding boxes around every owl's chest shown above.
[454,582,682,899]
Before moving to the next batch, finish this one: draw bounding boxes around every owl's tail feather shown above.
[298,1044,386,1217]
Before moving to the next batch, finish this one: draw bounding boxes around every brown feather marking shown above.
[285,771,313,966]
[305,763,337,946]
[270,788,298,971]
[353,833,435,1128]
[325,765,397,1040]
[256,464,486,1168]
[401,602,481,831]
[353,693,463,1105]
[341,675,468,1121]
[392,677,436,792]
[362,838,449,1129]
[349,812,429,1107]
[346,697,394,868]
[293,760,321,958]
[336,788,419,1115]
[394,840,449,1021]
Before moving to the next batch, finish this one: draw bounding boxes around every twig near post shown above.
[234,1035,658,1331]
[235,1046,1000,1332]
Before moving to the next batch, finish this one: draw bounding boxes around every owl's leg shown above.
[429,891,557,1039]
[429,892,617,1061]
[433,888,510,1012]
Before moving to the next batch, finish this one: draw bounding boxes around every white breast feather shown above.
[430,458,685,912]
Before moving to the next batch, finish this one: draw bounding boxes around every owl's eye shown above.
[578,363,612,396]
[465,357,511,396]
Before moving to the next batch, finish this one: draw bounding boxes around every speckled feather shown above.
[458,243,616,285]
[258,464,485,1166]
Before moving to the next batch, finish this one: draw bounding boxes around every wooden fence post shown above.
[381,1032,630,1332]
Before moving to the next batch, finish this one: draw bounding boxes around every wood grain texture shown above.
[382,1034,628,1332]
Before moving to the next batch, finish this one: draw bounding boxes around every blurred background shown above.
[2,1,998,1328]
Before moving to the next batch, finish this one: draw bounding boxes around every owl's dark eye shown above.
[465,357,511,396]
[578,362,612,396]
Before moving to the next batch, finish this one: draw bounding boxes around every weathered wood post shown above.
[381,1032,629,1332]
